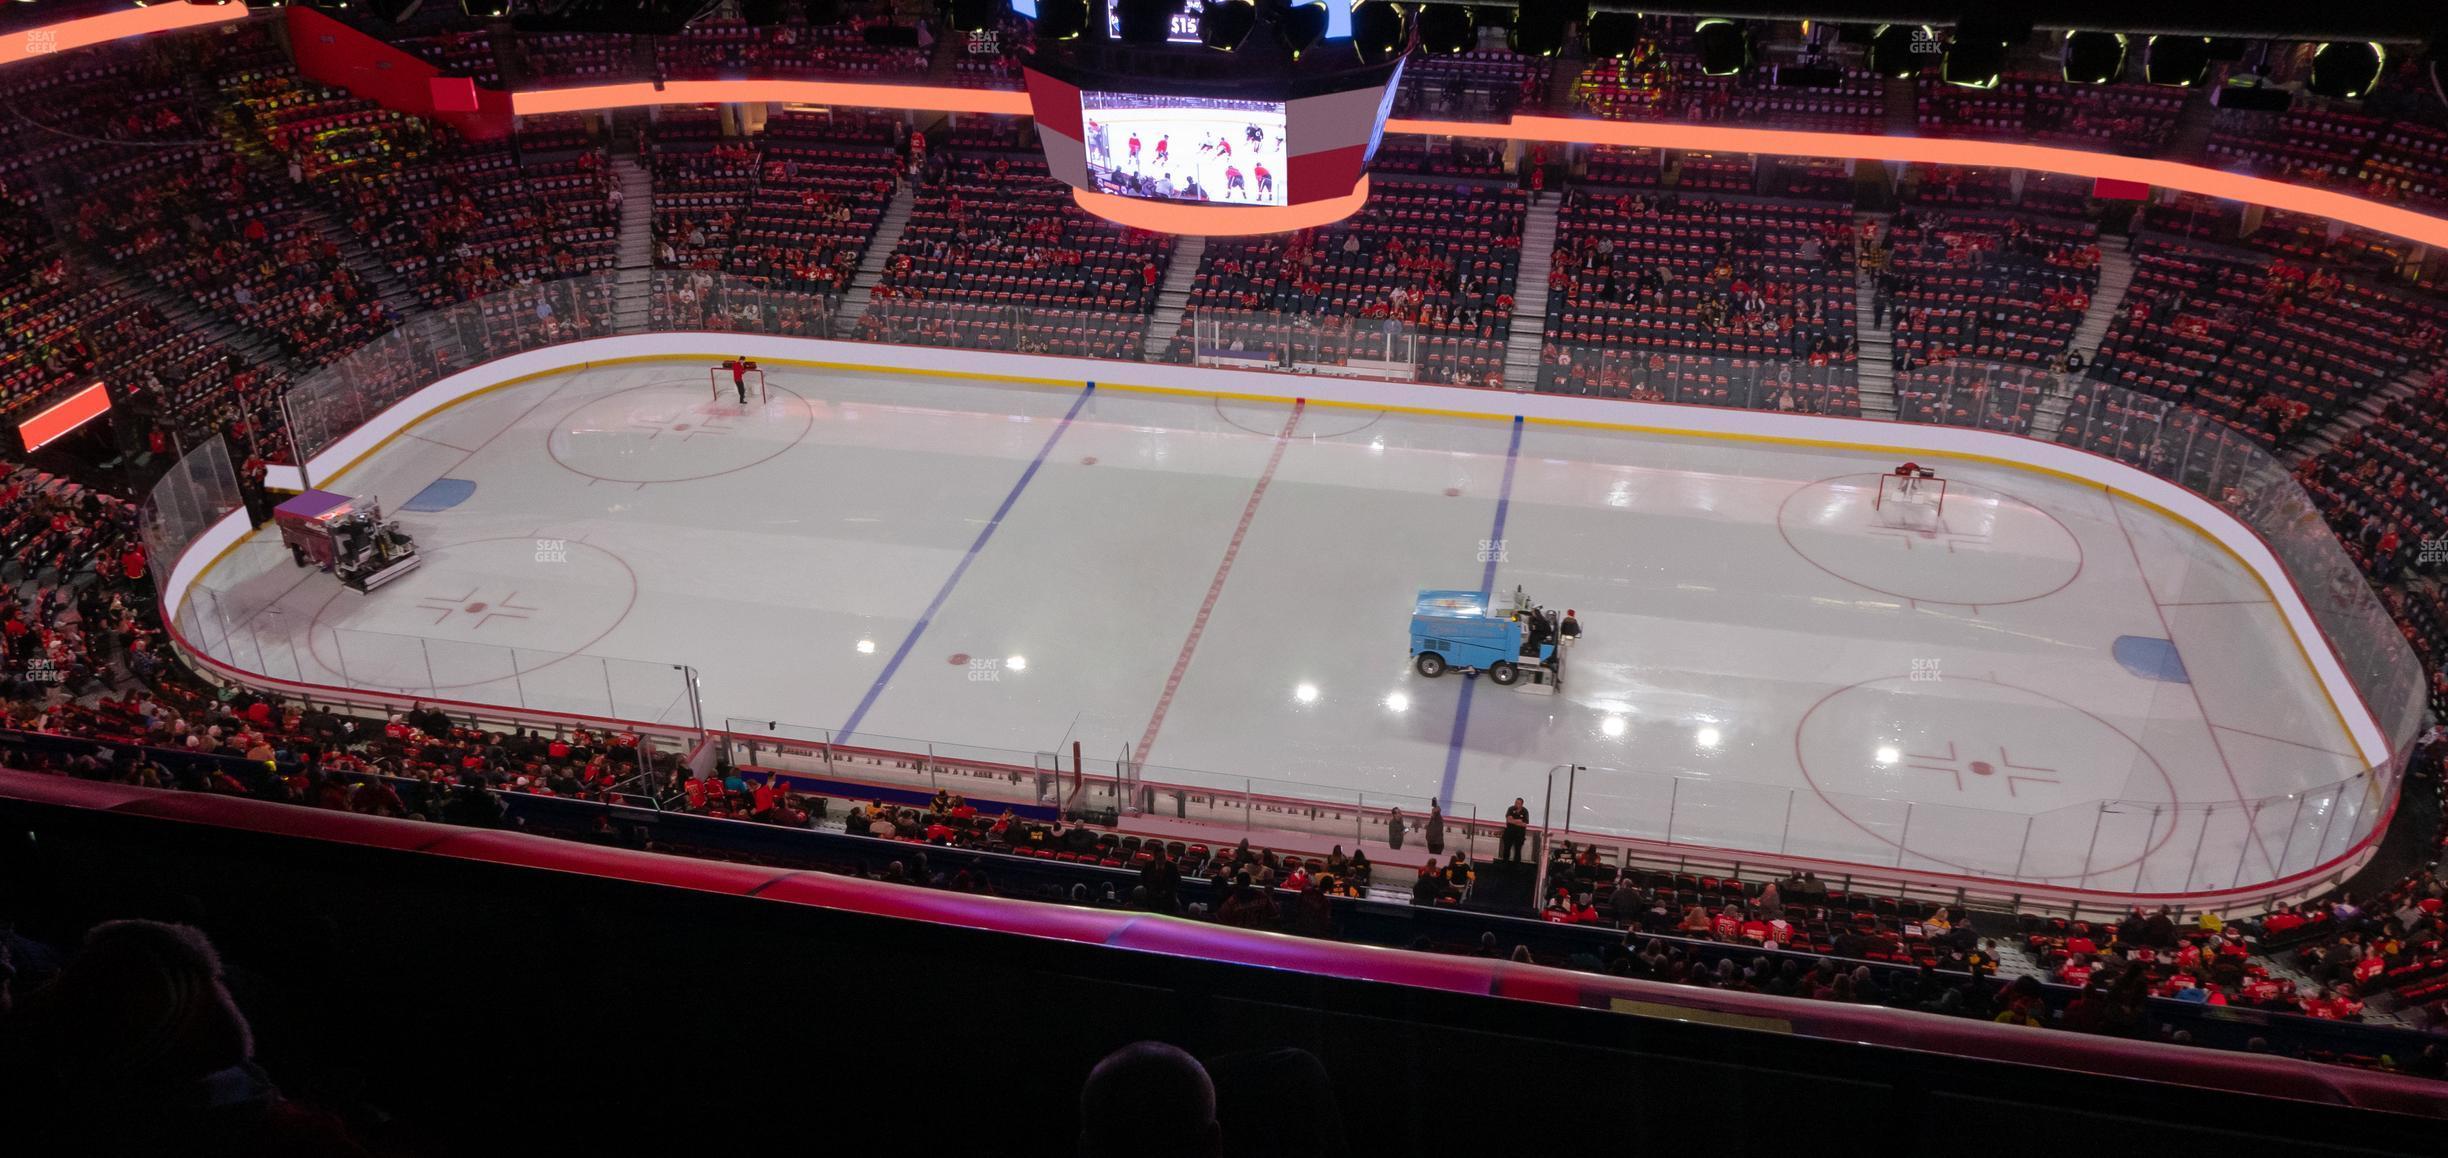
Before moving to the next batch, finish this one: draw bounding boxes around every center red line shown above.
[2105,488,2279,879]
[1134,400,1306,767]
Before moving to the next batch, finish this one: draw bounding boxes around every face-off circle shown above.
[1777,472,2083,606]
[547,380,815,485]
[1794,674,2179,882]
[305,536,638,692]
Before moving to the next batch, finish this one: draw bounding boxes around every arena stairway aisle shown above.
[613,155,655,270]
[834,180,921,336]
[76,253,284,375]
[1882,76,1917,136]
[2031,240,2139,435]
[2161,87,2220,165]
[611,155,656,331]
[1500,190,1560,390]
[1853,275,1898,419]
[2068,241,2134,358]
[294,200,422,322]
[1141,233,1206,360]
[1852,211,1897,420]
[1543,44,1586,110]
[2288,365,2435,464]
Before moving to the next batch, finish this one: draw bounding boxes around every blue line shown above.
[1439,416,1525,806]
[837,383,1096,742]
[1476,417,1524,602]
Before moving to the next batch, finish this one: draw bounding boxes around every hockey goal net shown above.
[1875,470,1947,521]
[709,363,768,403]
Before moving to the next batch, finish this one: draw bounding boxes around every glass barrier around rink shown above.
[138,434,243,592]
[236,275,2423,896]
[1181,308,1464,384]
[718,719,1478,856]
[721,719,1072,810]
[1544,756,2394,895]
[280,279,627,471]
[1890,358,2429,764]
[169,564,700,727]
[1130,760,1477,860]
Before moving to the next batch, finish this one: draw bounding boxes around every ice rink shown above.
[190,363,2383,891]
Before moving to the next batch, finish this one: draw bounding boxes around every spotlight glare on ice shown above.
[856,639,876,654]
[1294,683,1320,704]
[1875,746,1900,765]
[1601,715,1627,738]
[1384,692,1409,713]
[1695,726,1722,749]
[1005,655,1028,671]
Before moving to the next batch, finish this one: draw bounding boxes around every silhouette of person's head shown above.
[38,920,253,1086]
[1079,1041,1220,1158]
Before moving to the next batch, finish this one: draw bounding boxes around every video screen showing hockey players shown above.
[1081,93,1288,206]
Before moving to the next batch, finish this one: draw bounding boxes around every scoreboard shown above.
[1103,0,1205,44]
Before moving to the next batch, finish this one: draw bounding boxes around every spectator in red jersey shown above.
[1710,905,1741,941]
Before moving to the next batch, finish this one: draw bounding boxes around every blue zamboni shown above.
[1409,587,1563,690]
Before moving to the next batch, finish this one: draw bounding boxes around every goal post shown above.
[709,363,768,403]
[1875,469,1947,520]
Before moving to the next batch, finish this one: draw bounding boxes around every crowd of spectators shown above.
[1569,20,1881,135]
[649,108,903,303]
[2247,733,2448,1032]
[74,137,391,366]
[1539,188,1861,412]
[0,467,147,701]
[2,524,2445,1081]
[2302,369,2448,585]
[215,59,618,308]
[1165,179,1525,383]
[860,149,1173,358]
[1916,77,2184,157]
[2090,237,2437,448]
[1875,207,2098,375]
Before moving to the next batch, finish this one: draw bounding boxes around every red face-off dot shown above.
[947,652,970,665]
[465,602,488,614]
[1443,487,1462,497]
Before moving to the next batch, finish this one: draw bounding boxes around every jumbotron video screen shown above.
[1082,92,1288,205]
